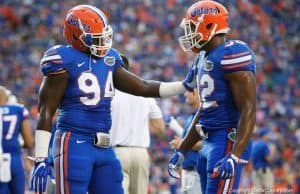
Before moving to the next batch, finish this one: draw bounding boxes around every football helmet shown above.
[63,5,113,57]
[178,0,230,52]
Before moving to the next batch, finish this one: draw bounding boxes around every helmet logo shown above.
[67,15,91,32]
[191,7,219,17]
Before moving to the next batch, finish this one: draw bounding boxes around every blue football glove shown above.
[28,157,53,193]
[182,63,198,91]
[168,151,184,179]
[182,50,206,91]
[212,154,248,179]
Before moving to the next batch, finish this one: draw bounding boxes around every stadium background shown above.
[0,0,299,193]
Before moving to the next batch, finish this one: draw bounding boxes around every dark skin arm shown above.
[36,73,68,132]
[224,71,256,157]
[178,111,201,153]
[114,66,161,97]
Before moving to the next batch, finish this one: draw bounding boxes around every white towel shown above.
[0,153,11,182]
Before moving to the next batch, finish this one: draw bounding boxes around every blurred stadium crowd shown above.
[0,0,299,193]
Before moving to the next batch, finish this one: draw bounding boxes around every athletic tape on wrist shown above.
[35,130,51,158]
[159,82,186,97]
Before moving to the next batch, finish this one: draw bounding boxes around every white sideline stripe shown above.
[223,178,231,194]
[221,55,252,65]
[60,132,66,194]
[41,55,62,63]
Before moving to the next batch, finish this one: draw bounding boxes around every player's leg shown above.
[114,147,131,194]
[8,154,25,194]
[206,129,252,194]
[129,148,150,194]
[88,147,123,194]
[53,130,94,194]
[205,129,235,194]
[197,148,207,194]
[0,183,9,194]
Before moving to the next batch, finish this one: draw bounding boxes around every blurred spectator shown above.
[251,129,274,193]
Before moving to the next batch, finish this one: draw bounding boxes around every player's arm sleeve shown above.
[40,46,69,75]
[221,41,256,73]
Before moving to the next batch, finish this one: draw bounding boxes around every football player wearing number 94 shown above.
[168,1,256,194]
[30,4,196,194]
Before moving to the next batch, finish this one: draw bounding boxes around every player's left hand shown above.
[182,63,198,91]
[28,156,53,193]
[211,154,248,179]
[168,151,184,179]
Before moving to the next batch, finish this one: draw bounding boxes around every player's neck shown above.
[203,36,226,54]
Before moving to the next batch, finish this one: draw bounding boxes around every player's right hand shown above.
[168,151,184,179]
[28,156,53,193]
[182,63,198,91]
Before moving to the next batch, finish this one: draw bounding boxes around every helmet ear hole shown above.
[206,23,212,30]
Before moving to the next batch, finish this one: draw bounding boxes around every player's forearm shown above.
[179,125,201,153]
[127,80,186,98]
[231,108,256,157]
[35,106,55,157]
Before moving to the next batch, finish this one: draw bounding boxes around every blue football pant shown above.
[52,130,123,194]
[0,154,25,194]
[197,128,252,194]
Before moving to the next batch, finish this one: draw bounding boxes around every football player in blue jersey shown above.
[168,1,256,194]
[29,5,196,194]
[0,86,34,194]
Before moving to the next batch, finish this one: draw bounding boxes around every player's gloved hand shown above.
[28,156,53,193]
[168,150,184,179]
[182,63,198,91]
[211,154,248,179]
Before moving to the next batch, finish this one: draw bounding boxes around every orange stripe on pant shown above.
[217,128,234,194]
[56,132,62,194]
[63,132,71,194]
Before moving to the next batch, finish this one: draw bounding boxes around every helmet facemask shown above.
[78,19,113,57]
[178,15,217,52]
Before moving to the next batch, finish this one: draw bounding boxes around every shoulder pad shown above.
[105,48,125,69]
[40,45,73,75]
[220,40,256,73]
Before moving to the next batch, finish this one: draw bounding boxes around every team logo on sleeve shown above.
[203,60,214,71]
[104,56,115,66]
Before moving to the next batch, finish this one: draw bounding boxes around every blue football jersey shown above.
[196,40,256,130]
[40,45,124,134]
[0,104,29,154]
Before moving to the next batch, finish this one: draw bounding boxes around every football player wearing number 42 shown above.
[29,4,197,194]
[168,1,256,194]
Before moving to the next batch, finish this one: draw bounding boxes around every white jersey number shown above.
[78,71,114,106]
[3,115,18,140]
[199,74,217,109]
